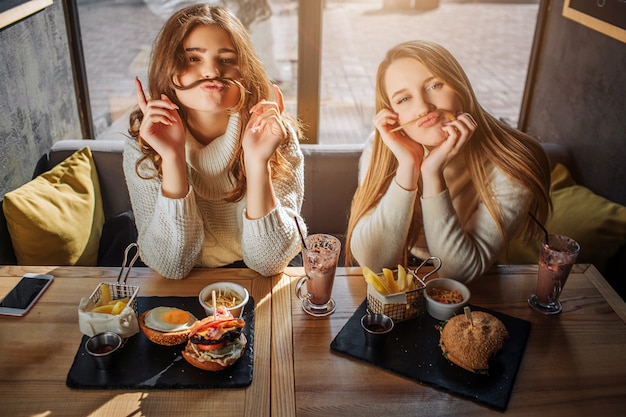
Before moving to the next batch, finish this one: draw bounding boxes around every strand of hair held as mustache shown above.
[390,110,457,133]
[173,77,250,114]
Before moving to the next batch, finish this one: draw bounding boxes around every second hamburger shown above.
[439,310,509,374]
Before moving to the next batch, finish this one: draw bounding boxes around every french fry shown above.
[107,297,129,306]
[97,283,111,306]
[382,268,400,294]
[110,300,127,315]
[92,304,114,314]
[363,266,391,294]
[403,265,417,291]
[397,265,408,291]
[92,299,128,315]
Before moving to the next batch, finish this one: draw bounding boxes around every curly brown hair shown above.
[129,5,300,202]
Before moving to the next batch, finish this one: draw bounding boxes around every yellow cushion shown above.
[549,162,576,191]
[499,163,626,271]
[3,147,105,266]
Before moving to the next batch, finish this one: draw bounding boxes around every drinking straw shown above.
[528,212,550,246]
[294,216,308,250]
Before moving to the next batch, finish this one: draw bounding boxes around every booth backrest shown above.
[300,144,363,237]
[1,138,569,266]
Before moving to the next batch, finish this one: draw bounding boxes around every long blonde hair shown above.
[345,40,551,265]
[129,5,301,202]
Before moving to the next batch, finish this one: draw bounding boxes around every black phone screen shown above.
[0,276,51,309]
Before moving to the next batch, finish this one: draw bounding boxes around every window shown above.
[76,0,538,143]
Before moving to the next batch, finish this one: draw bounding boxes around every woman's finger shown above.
[458,112,477,127]
[273,84,284,114]
[373,109,398,131]
[142,94,179,122]
[250,100,285,128]
[452,113,477,133]
[250,99,280,116]
[135,77,148,112]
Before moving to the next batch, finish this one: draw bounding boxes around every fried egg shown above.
[145,307,197,332]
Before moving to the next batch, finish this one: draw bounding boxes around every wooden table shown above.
[275,264,626,417]
[0,265,273,417]
[2,264,626,416]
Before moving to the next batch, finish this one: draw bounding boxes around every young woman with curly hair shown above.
[125,5,305,279]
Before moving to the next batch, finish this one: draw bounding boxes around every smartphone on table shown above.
[0,273,54,316]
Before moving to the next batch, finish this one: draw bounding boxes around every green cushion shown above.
[2,147,105,266]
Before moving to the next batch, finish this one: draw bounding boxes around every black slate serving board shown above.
[66,296,254,389]
[330,300,530,411]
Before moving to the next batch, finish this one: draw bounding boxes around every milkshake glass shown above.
[295,234,341,317]
[528,234,580,315]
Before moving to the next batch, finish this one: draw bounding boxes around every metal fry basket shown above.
[88,243,140,315]
[366,257,441,322]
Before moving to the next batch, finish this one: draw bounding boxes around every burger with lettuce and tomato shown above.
[181,306,247,371]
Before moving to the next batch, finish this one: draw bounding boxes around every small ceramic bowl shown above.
[424,278,470,321]
[199,282,249,318]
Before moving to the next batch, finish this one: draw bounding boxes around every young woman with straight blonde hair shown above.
[346,40,551,282]
[125,5,305,279]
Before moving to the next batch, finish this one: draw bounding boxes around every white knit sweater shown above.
[123,113,305,279]
[350,134,531,282]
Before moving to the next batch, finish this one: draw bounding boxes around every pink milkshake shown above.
[295,234,341,316]
[529,234,580,315]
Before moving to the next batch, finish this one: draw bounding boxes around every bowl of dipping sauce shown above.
[424,278,470,321]
[360,313,394,349]
[85,331,122,370]
[199,282,249,318]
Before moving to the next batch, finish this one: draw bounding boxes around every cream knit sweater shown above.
[123,113,305,279]
[350,134,531,282]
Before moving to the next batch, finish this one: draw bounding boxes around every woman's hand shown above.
[242,85,287,169]
[135,77,188,198]
[420,112,477,197]
[135,77,185,160]
[373,108,425,191]
[242,85,287,219]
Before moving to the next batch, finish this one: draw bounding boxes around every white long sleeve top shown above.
[123,113,305,279]
[350,134,531,283]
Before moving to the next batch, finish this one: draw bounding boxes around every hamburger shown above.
[182,306,247,371]
[439,310,509,374]
[139,307,197,346]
